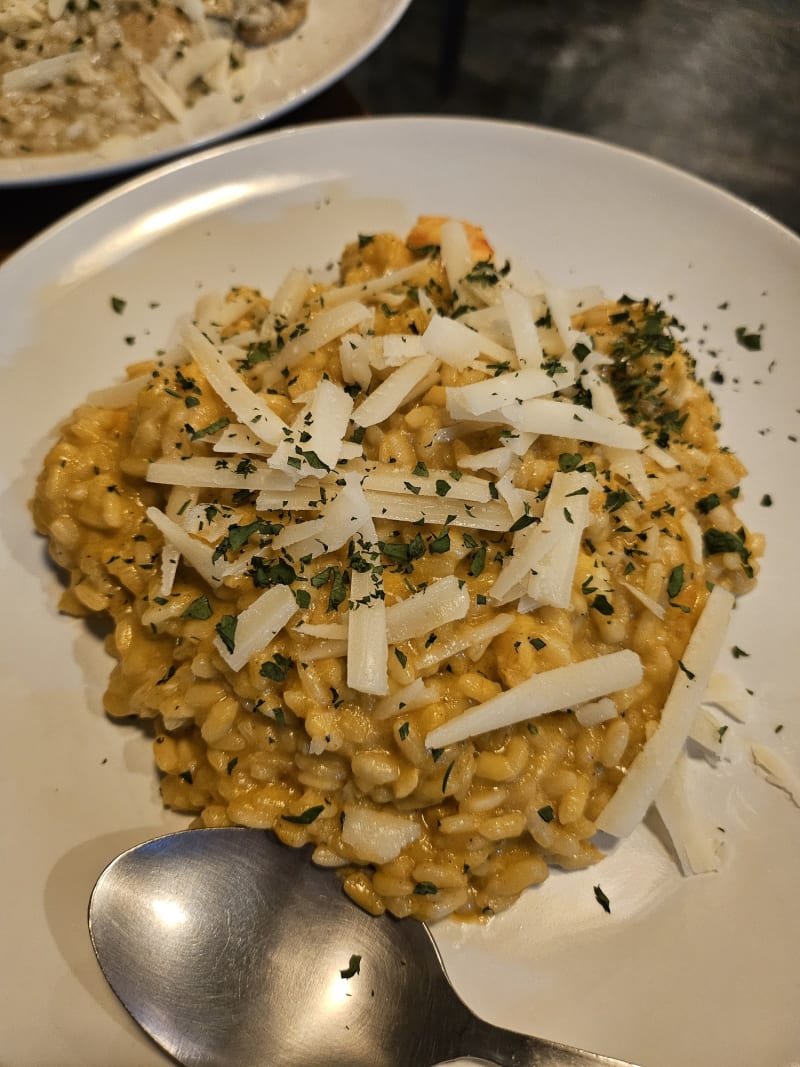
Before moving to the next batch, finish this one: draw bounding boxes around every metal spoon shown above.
[89,827,641,1067]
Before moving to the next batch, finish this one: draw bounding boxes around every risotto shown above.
[0,0,308,157]
[32,218,761,921]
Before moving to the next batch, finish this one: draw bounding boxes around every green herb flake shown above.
[604,489,633,513]
[190,416,230,442]
[667,564,685,599]
[282,804,325,825]
[537,805,555,823]
[703,527,753,576]
[677,659,696,680]
[508,513,536,533]
[591,594,614,616]
[429,531,451,554]
[294,588,311,609]
[339,953,362,979]
[469,547,487,577]
[594,884,611,914]
[182,595,213,620]
[441,760,456,794]
[558,453,582,473]
[110,295,126,314]
[735,326,762,351]
[695,493,721,515]
[260,652,294,683]
[214,614,237,653]
[413,882,439,896]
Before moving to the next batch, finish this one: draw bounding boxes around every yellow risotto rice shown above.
[32,219,760,921]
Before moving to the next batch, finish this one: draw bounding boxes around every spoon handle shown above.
[457,1013,642,1067]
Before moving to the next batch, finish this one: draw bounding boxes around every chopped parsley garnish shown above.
[413,881,439,895]
[429,531,451,554]
[214,614,237,653]
[189,416,230,442]
[593,885,611,913]
[442,760,456,793]
[340,953,362,978]
[182,595,213,620]
[667,564,685,599]
[591,594,614,616]
[703,527,753,576]
[282,804,324,825]
[558,453,583,473]
[260,652,293,682]
[734,326,762,351]
[696,492,721,514]
[469,546,487,577]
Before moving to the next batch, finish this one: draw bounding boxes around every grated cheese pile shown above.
[34,217,766,919]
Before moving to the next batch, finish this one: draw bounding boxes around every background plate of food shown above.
[0,0,411,184]
[0,117,798,1066]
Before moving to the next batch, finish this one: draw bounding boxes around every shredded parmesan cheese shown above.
[213,584,297,674]
[597,585,734,837]
[426,649,643,748]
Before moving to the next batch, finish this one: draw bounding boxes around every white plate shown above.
[0,0,410,186]
[1,118,798,1067]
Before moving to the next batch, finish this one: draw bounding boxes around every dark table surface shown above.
[347,0,800,237]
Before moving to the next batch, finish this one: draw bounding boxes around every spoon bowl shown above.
[89,827,640,1067]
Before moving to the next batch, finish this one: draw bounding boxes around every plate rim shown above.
[2,114,798,279]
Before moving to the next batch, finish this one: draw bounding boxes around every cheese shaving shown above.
[415,614,515,673]
[446,363,575,417]
[346,524,389,696]
[704,670,753,723]
[259,302,372,390]
[501,288,544,367]
[426,649,643,749]
[182,324,289,446]
[385,575,469,644]
[146,506,221,587]
[352,355,439,428]
[655,751,725,875]
[750,744,800,807]
[374,678,432,721]
[597,585,734,837]
[501,398,644,450]
[213,584,297,674]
